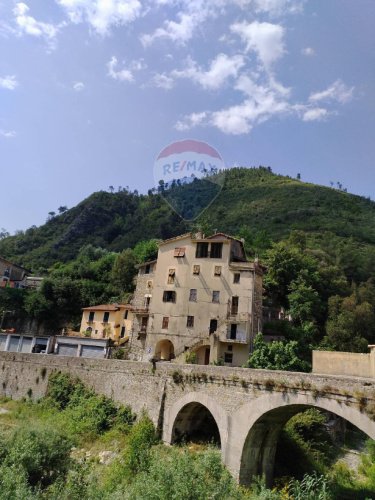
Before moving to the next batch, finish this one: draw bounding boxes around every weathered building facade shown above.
[129,232,264,366]
[80,303,133,343]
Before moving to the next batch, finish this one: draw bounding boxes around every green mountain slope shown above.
[2,167,375,280]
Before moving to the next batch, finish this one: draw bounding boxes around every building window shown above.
[88,311,95,322]
[189,289,197,302]
[233,273,240,284]
[186,316,194,328]
[212,291,220,303]
[224,352,233,363]
[124,310,128,319]
[103,311,110,323]
[174,247,185,257]
[227,345,233,352]
[162,316,169,329]
[214,266,222,276]
[210,242,223,258]
[145,264,151,274]
[120,326,126,338]
[167,268,175,284]
[209,319,218,334]
[230,323,237,339]
[196,242,209,258]
[231,296,239,315]
[163,290,176,303]
[193,265,200,275]
[141,317,148,332]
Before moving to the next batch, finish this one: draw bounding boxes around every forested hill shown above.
[2,167,375,279]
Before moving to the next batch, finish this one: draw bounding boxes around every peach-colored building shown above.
[80,303,133,343]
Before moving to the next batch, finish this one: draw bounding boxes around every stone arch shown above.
[225,392,375,487]
[155,339,175,361]
[164,392,229,452]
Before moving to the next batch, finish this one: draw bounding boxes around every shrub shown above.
[288,472,332,500]
[3,427,72,488]
[185,351,197,364]
[45,372,136,437]
[0,465,33,500]
[126,414,157,474]
[46,371,78,410]
[123,447,242,500]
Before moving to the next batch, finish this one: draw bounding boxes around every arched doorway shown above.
[155,339,175,361]
[172,402,221,446]
[195,345,210,365]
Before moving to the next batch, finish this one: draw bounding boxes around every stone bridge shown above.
[0,352,374,486]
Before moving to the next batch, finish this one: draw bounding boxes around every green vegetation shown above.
[2,167,375,354]
[2,374,373,499]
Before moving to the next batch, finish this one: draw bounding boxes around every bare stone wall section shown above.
[313,350,375,378]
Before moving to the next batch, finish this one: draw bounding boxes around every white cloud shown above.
[107,56,145,83]
[14,3,59,41]
[171,53,245,90]
[176,73,291,135]
[301,46,315,56]
[57,0,142,36]
[141,0,304,46]
[141,10,196,46]
[251,0,305,16]
[175,112,207,131]
[302,107,329,122]
[107,56,134,82]
[73,81,85,91]
[151,73,174,90]
[0,129,16,138]
[309,79,354,104]
[140,0,228,46]
[231,21,285,69]
[0,75,18,90]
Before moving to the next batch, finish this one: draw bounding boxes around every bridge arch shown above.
[164,392,229,452]
[225,392,375,487]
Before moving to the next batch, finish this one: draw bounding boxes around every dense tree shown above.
[324,281,375,352]
[247,333,311,372]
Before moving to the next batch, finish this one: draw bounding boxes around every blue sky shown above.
[0,0,374,233]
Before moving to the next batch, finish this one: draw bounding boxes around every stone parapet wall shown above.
[1,351,374,422]
[313,349,375,378]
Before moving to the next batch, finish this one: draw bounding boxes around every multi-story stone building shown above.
[129,232,264,367]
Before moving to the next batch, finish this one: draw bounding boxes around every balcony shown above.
[132,306,150,315]
[218,330,249,344]
[226,312,250,322]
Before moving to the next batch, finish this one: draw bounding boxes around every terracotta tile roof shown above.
[82,303,133,311]
[82,304,120,312]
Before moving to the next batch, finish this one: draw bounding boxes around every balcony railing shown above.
[218,330,249,344]
[132,306,150,314]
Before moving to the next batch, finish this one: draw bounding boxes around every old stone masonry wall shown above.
[0,352,374,428]
[1,351,375,485]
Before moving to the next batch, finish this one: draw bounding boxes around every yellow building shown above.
[80,303,133,344]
